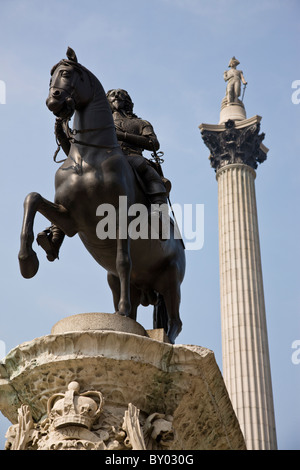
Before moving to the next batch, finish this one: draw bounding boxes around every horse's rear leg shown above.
[162,282,183,344]
[107,272,120,312]
[115,234,132,317]
[18,192,76,279]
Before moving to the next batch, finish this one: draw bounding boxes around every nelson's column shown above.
[199,57,277,450]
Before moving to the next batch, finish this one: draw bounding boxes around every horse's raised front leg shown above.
[18,192,77,279]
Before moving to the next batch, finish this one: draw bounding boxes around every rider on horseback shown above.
[106,89,170,201]
[37,89,169,261]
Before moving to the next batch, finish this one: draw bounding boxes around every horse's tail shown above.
[153,294,168,335]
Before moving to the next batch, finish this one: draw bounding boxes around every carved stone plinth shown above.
[0,313,245,450]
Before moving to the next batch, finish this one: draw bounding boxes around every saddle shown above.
[128,157,172,199]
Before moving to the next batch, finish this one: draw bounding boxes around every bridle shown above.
[51,63,118,163]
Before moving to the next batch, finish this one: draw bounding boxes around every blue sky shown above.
[0,0,299,450]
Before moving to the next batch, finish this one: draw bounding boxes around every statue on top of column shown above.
[224,57,247,104]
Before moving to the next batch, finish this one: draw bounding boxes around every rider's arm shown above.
[240,71,247,85]
[116,131,159,152]
[116,120,159,152]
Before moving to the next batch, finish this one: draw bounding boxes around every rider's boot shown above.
[36,225,65,261]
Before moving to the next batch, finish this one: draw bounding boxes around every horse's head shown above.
[46,47,94,119]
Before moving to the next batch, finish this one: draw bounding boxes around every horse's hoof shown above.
[115,310,128,318]
[36,231,59,262]
[115,301,131,318]
[167,320,182,344]
[18,251,39,279]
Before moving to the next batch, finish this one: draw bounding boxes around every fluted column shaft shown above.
[216,163,276,449]
[200,116,277,450]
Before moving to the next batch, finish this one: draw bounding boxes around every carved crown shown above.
[47,382,103,430]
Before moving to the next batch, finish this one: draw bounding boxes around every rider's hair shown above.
[106,89,139,118]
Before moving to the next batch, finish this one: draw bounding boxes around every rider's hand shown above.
[55,118,64,131]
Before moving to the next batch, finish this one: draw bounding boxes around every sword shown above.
[150,143,185,248]
[242,83,247,102]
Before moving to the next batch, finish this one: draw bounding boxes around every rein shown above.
[53,121,118,163]
[68,124,118,149]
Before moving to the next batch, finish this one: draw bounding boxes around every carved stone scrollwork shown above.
[201,119,267,172]
[4,382,175,451]
[123,405,174,450]
[5,405,35,450]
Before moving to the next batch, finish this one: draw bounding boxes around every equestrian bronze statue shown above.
[18,48,185,343]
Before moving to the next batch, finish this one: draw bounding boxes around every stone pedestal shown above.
[0,312,246,450]
[219,98,246,124]
[200,115,277,450]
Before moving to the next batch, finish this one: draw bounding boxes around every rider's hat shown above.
[228,56,240,67]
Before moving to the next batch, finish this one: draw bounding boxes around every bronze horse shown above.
[18,48,185,343]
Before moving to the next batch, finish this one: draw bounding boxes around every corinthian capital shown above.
[200,117,268,172]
